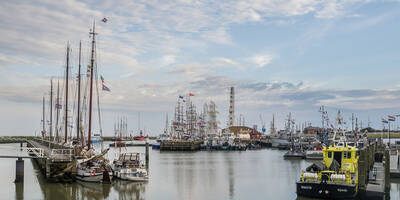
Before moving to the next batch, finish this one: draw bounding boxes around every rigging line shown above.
[95,61,103,137]
[94,43,103,137]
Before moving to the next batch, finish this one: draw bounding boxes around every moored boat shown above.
[305,150,323,160]
[296,141,359,199]
[112,152,149,182]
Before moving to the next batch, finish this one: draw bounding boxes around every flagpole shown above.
[389,120,391,146]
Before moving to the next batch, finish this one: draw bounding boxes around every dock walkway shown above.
[365,162,386,199]
[27,139,74,162]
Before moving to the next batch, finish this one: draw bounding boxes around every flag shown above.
[102,18,108,23]
[100,75,105,83]
[189,93,194,96]
[87,65,91,77]
[388,115,396,121]
[382,118,388,124]
[179,95,184,99]
[55,103,62,109]
[102,84,111,92]
[330,124,334,129]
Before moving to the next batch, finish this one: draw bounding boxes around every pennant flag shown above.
[189,93,195,96]
[102,84,111,92]
[388,115,396,121]
[100,75,105,83]
[102,18,108,23]
[382,118,389,124]
[179,95,184,99]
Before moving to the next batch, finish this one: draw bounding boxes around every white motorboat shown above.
[112,152,149,182]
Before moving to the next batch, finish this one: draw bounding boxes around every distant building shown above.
[303,126,322,135]
[222,126,262,140]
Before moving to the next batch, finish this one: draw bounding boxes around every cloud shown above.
[161,55,176,66]
[249,54,275,68]
[201,27,233,44]
[315,1,343,19]
[211,57,245,70]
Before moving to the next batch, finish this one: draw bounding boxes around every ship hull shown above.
[296,181,357,199]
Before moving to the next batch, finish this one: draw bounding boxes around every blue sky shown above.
[1,0,400,136]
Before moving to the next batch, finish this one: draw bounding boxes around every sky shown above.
[1,0,400,136]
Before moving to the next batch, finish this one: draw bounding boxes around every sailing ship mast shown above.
[88,22,96,150]
[64,44,70,143]
[42,96,45,139]
[50,79,53,139]
[77,41,82,144]
[56,80,60,142]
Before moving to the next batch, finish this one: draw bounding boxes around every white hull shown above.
[113,169,149,182]
[126,176,149,182]
[75,172,103,182]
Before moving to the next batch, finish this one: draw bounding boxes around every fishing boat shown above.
[134,130,146,141]
[112,153,149,182]
[305,150,323,160]
[91,133,103,144]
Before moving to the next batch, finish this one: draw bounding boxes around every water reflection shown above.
[1,143,399,200]
[30,158,147,200]
[15,182,23,200]
[113,180,146,200]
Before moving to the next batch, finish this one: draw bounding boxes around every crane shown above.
[260,114,266,134]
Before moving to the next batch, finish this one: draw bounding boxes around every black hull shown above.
[296,181,357,199]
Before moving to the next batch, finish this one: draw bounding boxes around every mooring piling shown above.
[145,142,149,170]
[15,157,24,183]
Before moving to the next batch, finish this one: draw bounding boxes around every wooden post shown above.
[14,157,24,182]
[145,142,149,170]
[358,149,366,191]
[46,159,50,179]
[385,149,390,193]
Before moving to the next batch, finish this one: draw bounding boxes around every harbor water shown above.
[0,143,399,200]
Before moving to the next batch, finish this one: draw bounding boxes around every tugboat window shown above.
[328,152,332,158]
[347,152,351,159]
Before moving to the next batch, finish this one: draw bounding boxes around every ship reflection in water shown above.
[0,143,399,200]
[31,158,146,200]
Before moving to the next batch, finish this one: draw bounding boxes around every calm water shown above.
[0,143,399,200]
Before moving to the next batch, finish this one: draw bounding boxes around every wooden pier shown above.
[160,140,202,151]
[358,140,391,200]
[26,139,74,181]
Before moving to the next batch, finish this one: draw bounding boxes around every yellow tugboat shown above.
[296,139,359,199]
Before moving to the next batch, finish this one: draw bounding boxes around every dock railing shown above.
[26,148,45,158]
[50,149,74,162]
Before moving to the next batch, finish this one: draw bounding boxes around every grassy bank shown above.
[368,133,400,138]
[0,136,40,143]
